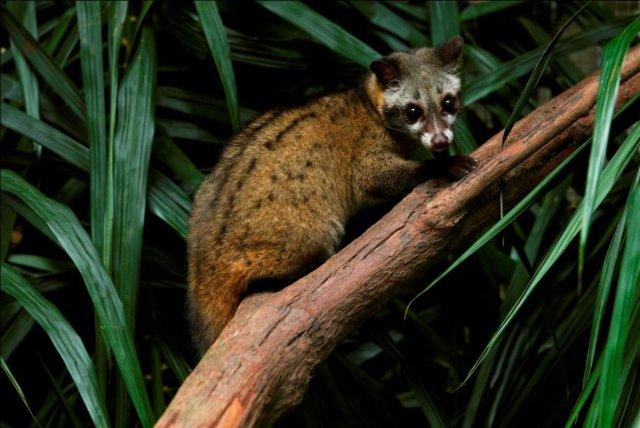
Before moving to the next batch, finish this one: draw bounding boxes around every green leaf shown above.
[40,362,84,428]
[406,136,589,314]
[147,171,191,239]
[41,5,76,56]
[156,85,256,126]
[567,356,602,427]
[1,5,85,119]
[0,103,190,239]
[1,310,35,359]
[6,1,40,121]
[8,254,73,273]
[153,129,204,194]
[104,0,128,276]
[428,0,459,45]
[583,210,625,385]
[77,1,109,262]
[459,1,524,21]
[157,118,222,144]
[372,331,446,428]
[597,170,640,427]
[579,17,640,286]
[465,122,640,382]
[1,264,109,428]
[519,18,584,85]
[350,1,425,47]
[501,2,590,148]
[114,26,158,423]
[76,1,113,387]
[54,23,79,68]
[2,356,38,423]
[464,17,632,106]
[259,1,380,68]
[194,1,240,131]
[107,0,127,152]
[152,334,192,383]
[1,103,90,170]
[111,25,157,428]
[0,170,155,427]
[453,118,477,153]
[112,26,157,326]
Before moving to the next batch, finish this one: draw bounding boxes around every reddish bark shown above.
[157,46,640,428]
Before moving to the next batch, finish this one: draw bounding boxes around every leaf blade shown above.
[1,264,109,428]
[194,0,240,131]
[1,5,85,118]
[579,17,640,286]
[0,170,155,427]
[259,1,380,68]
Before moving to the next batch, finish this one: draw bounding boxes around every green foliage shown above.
[579,16,640,286]
[2,263,109,428]
[194,0,240,131]
[1,1,638,427]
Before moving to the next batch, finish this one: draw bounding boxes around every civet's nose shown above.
[431,133,450,152]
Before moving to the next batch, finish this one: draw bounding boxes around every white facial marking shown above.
[420,132,433,149]
[384,86,404,106]
[444,113,456,126]
[443,128,454,142]
[409,121,423,133]
[446,74,461,93]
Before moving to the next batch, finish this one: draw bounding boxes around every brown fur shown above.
[188,50,474,353]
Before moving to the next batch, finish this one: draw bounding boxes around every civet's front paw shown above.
[446,155,478,180]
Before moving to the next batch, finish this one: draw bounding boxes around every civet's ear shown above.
[435,35,464,67]
[370,58,401,88]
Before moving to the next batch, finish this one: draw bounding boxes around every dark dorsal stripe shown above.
[214,156,258,243]
[265,112,317,150]
[207,109,285,211]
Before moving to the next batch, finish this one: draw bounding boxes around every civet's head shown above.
[368,36,464,152]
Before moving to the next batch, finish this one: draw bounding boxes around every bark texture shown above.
[157,46,640,428]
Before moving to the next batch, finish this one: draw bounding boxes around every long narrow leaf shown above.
[259,1,380,68]
[0,170,155,427]
[153,129,204,194]
[0,5,85,118]
[77,1,108,260]
[1,103,89,170]
[1,356,38,423]
[406,136,589,315]
[459,1,524,21]
[1,310,35,359]
[1,264,109,428]
[373,331,446,428]
[41,5,76,56]
[464,17,632,106]
[194,1,240,131]
[111,26,157,426]
[0,103,190,238]
[106,0,128,263]
[6,1,40,121]
[350,1,425,47]
[501,2,590,147]
[77,2,110,398]
[428,1,459,45]
[597,170,640,427]
[112,26,157,326]
[579,17,640,284]
[465,123,640,382]
[583,210,626,384]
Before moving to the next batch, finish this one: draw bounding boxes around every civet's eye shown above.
[441,95,457,114]
[404,104,423,124]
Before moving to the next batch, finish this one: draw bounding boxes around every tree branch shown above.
[157,46,640,428]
